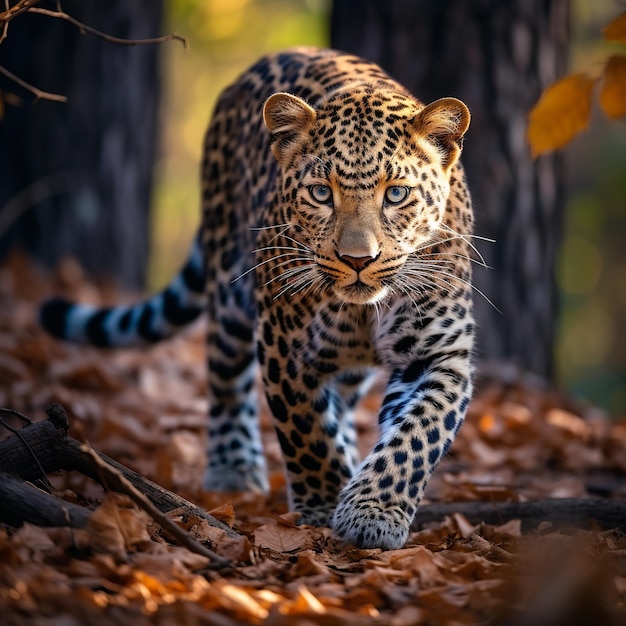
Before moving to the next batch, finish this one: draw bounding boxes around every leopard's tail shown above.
[39,236,205,347]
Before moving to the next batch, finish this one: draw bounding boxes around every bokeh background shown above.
[150,0,625,415]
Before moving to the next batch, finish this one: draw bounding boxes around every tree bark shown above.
[331,0,570,379]
[0,0,162,288]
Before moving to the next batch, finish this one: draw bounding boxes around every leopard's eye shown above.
[309,184,333,204]
[384,186,409,205]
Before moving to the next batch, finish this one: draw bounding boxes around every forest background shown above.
[0,0,624,414]
[148,0,625,415]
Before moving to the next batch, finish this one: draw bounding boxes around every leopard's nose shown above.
[337,252,378,273]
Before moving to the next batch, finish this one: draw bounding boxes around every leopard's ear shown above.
[413,97,470,173]
[263,92,316,167]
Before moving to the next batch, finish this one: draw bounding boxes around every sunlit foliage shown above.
[150,0,329,290]
[527,11,626,156]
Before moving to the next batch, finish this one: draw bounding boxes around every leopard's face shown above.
[263,85,470,305]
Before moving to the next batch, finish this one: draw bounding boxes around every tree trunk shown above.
[0,0,163,288]
[331,0,570,379]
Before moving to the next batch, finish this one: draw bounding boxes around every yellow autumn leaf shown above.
[599,55,626,119]
[603,11,626,44]
[527,73,596,157]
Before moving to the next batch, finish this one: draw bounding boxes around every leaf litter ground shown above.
[0,253,625,625]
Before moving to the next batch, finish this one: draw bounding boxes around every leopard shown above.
[40,47,475,550]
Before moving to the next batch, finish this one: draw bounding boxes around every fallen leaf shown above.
[2,255,626,624]
[254,522,314,553]
[87,494,151,560]
[208,501,236,527]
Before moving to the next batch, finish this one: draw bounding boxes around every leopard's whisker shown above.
[277,233,315,253]
[418,251,491,269]
[250,222,291,231]
[397,272,442,297]
[263,262,317,287]
[403,266,499,312]
[440,222,495,244]
[439,223,492,267]
[396,283,424,322]
[273,268,320,300]
[253,247,308,256]
[233,251,306,282]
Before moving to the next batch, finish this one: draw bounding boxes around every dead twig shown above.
[0,63,67,102]
[0,0,187,103]
[83,444,231,568]
[0,0,41,27]
[28,4,188,49]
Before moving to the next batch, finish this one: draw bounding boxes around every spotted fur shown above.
[40,48,475,550]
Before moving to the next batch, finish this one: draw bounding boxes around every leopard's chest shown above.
[306,304,378,369]
[259,296,380,373]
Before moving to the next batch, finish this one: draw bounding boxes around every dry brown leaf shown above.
[288,586,327,614]
[2,256,626,624]
[291,550,338,579]
[217,582,270,620]
[192,520,253,561]
[0,353,31,382]
[603,11,626,44]
[277,511,303,526]
[87,494,151,560]
[377,546,448,588]
[132,544,210,581]
[208,501,236,526]
[527,73,596,156]
[492,519,522,537]
[50,358,126,392]
[254,522,314,553]
[451,512,479,539]
[600,55,626,119]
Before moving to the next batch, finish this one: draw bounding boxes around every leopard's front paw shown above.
[330,495,411,550]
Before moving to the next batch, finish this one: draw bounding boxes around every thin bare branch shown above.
[0,63,67,102]
[28,5,188,49]
[83,445,231,569]
[0,0,10,45]
[0,0,187,103]
[0,0,42,24]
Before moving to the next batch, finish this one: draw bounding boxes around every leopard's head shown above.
[263,85,470,305]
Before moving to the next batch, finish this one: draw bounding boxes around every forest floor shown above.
[0,253,625,626]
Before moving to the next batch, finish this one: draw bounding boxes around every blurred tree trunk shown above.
[0,0,163,288]
[331,0,569,380]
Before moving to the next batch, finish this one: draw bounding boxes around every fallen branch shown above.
[3,404,623,556]
[83,444,230,567]
[414,498,626,532]
[0,403,237,540]
[0,471,91,528]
